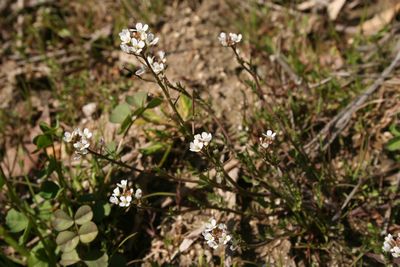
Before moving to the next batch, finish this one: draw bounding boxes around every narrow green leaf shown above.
[52,210,74,231]
[118,115,133,135]
[146,97,163,109]
[386,136,400,151]
[139,142,165,155]
[389,124,400,136]
[74,205,93,225]
[78,222,98,243]
[6,209,28,233]
[56,231,79,252]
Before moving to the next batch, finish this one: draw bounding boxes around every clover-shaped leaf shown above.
[56,231,79,252]
[52,210,74,231]
[78,221,98,243]
[6,208,28,233]
[60,249,80,266]
[74,205,93,225]
[83,252,108,267]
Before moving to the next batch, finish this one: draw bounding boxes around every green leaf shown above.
[139,142,165,155]
[56,231,79,252]
[126,92,147,107]
[110,103,131,124]
[389,124,400,136]
[177,94,192,120]
[74,205,93,225]
[60,249,80,266]
[146,97,163,109]
[33,134,53,149]
[386,136,400,151]
[52,210,74,231]
[27,243,51,267]
[19,219,32,245]
[39,122,52,134]
[93,201,111,222]
[84,252,108,267]
[38,200,53,220]
[39,181,60,199]
[78,222,98,243]
[6,209,28,233]
[118,115,133,135]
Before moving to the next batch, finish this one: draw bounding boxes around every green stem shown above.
[0,225,29,258]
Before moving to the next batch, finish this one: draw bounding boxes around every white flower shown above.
[218,32,242,47]
[260,129,276,149]
[204,218,218,233]
[147,54,165,74]
[383,234,394,252]
[120,44,134,54]
[189,139,204,152]
[219,232,232,245]
[207,240,219,249]
[73,139,90,154]
[64,127,93,157]
[117,180,128,189]
[131,38,145,54]
[158,51,166,63]
[202,218,233,250]
[218,32,227,46]
[383,233,400,258]
[135,22,149,40]
[135,188,142,199]
[145,32,159,46]
[110,180,142,208]
[63,128,81,143]
[63,131,73,143]
[195,132,212,146]
[109,196,119,205]
[113,187,120,197]
[119,29,131,44]
[393,246,400,258]
[229,33,242,43]
[82,128,92,139]
[119,195,132,207]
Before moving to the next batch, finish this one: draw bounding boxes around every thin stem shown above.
[141,54,190,136]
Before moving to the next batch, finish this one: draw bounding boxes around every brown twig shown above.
[305,44,400,154]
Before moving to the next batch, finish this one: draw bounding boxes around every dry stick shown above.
[305,46,400,154]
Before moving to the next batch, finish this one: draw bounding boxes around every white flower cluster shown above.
[383,233,400,258]
[218,32,242,47]
[63,128,92,157]
[202,218,232,250]
[189,132,212,152]
[119,23,159,55]
[109,180,142,207]
[259,129,276,149]
[119,23,166,76]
